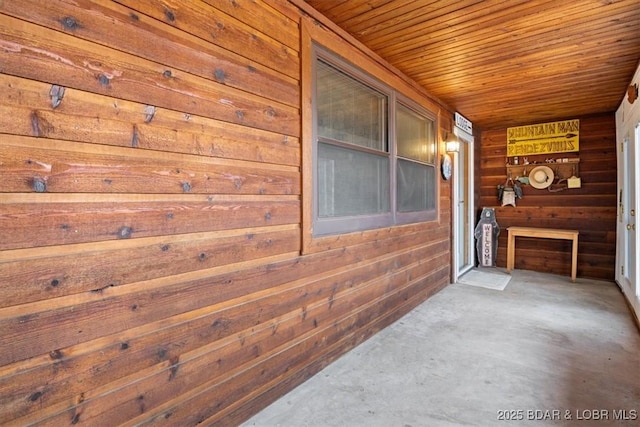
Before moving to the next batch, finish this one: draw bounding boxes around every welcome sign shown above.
[480,224,494,267]
[507,119,579,156]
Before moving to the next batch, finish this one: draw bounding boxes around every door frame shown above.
[615,69,640,320]
[452,127,475,282]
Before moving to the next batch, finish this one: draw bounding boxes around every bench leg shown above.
[506,232,515,273]
[571,237,578,282]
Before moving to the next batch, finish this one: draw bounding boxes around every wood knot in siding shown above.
[98,74,111,87]
[117,226,132,239]
[60,16,80,31]
[29,391,44,402]
[30,111,54,137]
[31,177,47,193]
[164,8,176,22]
[49,349,64,359]
[49,85,65,108]
[213,69,226,83]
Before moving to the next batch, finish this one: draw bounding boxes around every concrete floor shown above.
[241,269,640,427]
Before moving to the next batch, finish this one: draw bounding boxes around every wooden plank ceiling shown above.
[305,0,640,130]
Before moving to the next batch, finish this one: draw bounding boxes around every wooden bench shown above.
[506,227,579,282]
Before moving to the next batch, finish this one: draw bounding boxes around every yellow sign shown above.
[507,119,579,156]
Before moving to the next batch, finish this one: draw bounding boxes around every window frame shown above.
[313,47,395,236]
[300,17,442,253]
[394,97,439,225]
[312,45,438,237]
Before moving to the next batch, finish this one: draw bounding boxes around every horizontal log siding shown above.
[478,114,617,280]
[0,1,452,425]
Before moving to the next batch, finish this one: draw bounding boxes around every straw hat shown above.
[528,165,554,189]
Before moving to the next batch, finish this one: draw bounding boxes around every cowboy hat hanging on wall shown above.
[528,165,554,190]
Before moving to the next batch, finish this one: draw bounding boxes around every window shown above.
[313,47,437,236]
[396,103,437,218]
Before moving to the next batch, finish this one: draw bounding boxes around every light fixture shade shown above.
[446,140,460,152]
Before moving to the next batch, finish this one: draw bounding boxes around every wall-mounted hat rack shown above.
[506,157,581,190]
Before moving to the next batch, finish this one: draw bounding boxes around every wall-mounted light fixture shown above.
[443,131,460,153]
[441,131,457,180]
[446,140,460,153]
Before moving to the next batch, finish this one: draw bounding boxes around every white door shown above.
[616,65,640,320]
[453,130,475,281]
[616,115,640,316]
[629,125,639,301]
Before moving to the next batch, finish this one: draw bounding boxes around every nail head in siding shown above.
[236,110,244,120]
[164,9,176,22]
[181,182,191,192]
[163,69,172,78]
[51,279,60,287]
[264,212,272,221]
[49,85,65,108]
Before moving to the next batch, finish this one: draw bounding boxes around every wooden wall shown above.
[479,114,617,280]
[0,1,452,425]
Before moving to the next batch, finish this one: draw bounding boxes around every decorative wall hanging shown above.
[506,158,580,191]
[628,83,638,104]
[507,119,579,156]
[528,165,554,189]
[497,175,521,207]
[474,207,499,267]
[441,153,452,180]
